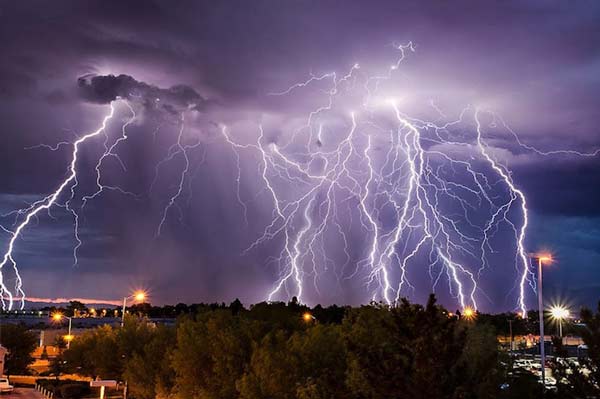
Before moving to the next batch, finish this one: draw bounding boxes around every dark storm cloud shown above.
[515,157,600,216]
[77,74,205,113]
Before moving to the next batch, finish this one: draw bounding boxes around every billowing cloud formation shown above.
[77,74,204,113]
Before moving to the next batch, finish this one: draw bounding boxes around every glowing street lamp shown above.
[530,253,552,390]
[122,290,147,326]
[302,312,316,323]
[462,306,476,321]
[549,305,570,338]
[52,313,73,349]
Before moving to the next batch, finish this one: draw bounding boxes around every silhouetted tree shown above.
[0,324,37,375]
[66,300,88,317]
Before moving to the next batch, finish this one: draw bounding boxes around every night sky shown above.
[1,1,599,312]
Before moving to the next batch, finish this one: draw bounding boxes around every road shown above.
[1,388,44,398]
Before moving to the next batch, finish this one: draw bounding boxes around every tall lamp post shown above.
[531,254,552,390]
[122,291,147,326]
[52,313,73,349]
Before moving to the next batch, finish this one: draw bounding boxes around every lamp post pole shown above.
[121,291,147,327]
[52,314,73,349]
[558,317,563,338]
[121,296,127,327]
[537,257,546,391]
[67,316,72,349]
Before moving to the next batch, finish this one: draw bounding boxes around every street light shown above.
[549,305,569,338]
[302,312,316,323]
[52,313,73,349]
[530,253,552,390]
[122,290,147,326]
[462,306,476,321]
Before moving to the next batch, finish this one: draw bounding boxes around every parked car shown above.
[0,378,13,393]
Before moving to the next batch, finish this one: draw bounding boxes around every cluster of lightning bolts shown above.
[1,43,598,313]
[222,42,599,315]
[0,99,201,310]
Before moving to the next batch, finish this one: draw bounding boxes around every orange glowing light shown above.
[52,313,63,321]
[462,307,476,320]
[134,291,146,302]
[303,312,314,322]
[538,255,552,263]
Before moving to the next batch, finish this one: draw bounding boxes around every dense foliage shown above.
[0,323,38,374]
[62,295,539,399]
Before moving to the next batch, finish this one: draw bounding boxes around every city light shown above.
[121,290,149,326]
[303,312,315,322]
[51,312,73,348]
[134,291,147,302]
[462,307,476,320]
[549,305,569,320]
[538,254,553,264]
[549,304,570,338]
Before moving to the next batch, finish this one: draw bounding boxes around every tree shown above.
[230,298,244,315]
[123,325,176,399]
[63,325,121,379]
[342,295,501,399]
[171,311,256,399]
[454,323,503,399]
[66,300,88,317]
[238,325,348,399]
[0,324,37,375]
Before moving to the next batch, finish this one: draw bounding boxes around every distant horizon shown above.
[13,295,595,318]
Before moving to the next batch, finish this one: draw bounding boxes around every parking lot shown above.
[0,388,44,398]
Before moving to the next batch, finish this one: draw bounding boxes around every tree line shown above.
[60,295,544,399]
[3,295,599,398]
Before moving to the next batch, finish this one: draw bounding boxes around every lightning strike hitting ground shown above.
[1,43,597,313]
[0,103,120,310]
[222,43,598,314]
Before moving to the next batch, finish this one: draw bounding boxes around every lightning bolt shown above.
[0,102,119,310]
[222,42,598,313]
[2,44,597,315]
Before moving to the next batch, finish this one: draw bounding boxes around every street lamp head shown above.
[52,313,63,321]
[538,255,552,263]
[550,305,570,320]
[462,306,476,320]
[134,291,146,302]
[302,312,314,322]
[529,252,553,264]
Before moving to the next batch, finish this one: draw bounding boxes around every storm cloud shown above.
[77,74,204,113]
[0,0,599,312]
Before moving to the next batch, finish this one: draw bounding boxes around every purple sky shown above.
[0,1,599,312]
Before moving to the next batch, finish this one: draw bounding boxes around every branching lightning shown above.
[0,103,120,310]
[1,43,598,313]
[222,43,598,313]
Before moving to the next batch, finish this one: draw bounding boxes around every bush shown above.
[60,383,89,399]
[35,379,90,399]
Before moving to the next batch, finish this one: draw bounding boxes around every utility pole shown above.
[537,257,546,391]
